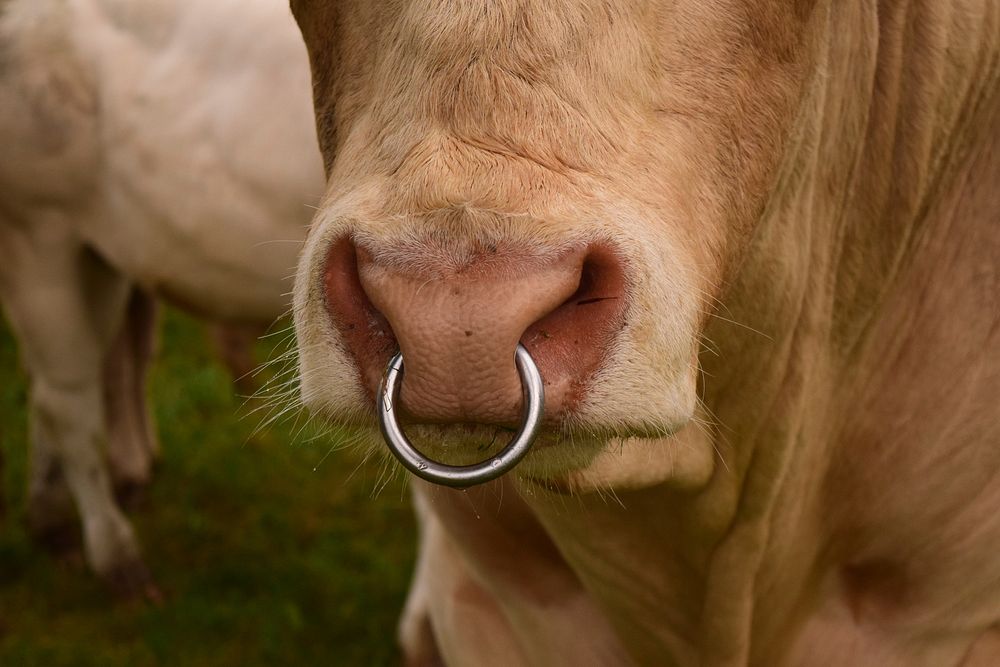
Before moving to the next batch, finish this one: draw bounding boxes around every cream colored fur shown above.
[0,0,323,589]
[292,0,1000,664]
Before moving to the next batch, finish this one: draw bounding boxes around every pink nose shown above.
[323,238,626,425]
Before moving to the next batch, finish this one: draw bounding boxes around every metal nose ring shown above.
[376,344,544,488]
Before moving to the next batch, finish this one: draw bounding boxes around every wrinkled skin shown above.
[291,0,1000,664]
[0,0,323,595]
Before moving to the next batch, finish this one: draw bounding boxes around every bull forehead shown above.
[302,0,813,173]
[298,0,816,273]
[347,0,810,68]
[398,0,633,62]
[340,3,656,181]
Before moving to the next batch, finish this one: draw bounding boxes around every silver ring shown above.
[376,344,544,488]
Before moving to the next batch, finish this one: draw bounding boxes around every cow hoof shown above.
[27,512,81,556]
[103,558,164,604]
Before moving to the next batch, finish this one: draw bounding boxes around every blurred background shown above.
[0,310,416,666]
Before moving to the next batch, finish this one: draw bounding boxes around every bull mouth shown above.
[369,401,691,489]
[308,227,700,490]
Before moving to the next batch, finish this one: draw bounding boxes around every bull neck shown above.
[526,1,1000,664]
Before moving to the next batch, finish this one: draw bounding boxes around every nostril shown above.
[522,244,627,410]
[323,236,397,393]
[572,246,628,310]
[325,235,627,423]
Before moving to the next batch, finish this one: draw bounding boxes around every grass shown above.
[0,309,416,666]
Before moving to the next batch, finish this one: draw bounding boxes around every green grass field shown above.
[0,309,416,666]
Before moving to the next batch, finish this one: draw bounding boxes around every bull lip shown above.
[390,421,565,449]
[522,474,579,495]
[373,419,674,449]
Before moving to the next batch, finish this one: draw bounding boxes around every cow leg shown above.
[24,417,79,553]
[103,287,160,507]
[209,322,266,395]
[0,437,5,523]
[0,220,156,599]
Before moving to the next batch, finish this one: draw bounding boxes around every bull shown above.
[289,0,1000,663]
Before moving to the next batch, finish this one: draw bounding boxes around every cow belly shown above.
[75,104,315,320]
[81,201,300,322]
[73,0,324,322]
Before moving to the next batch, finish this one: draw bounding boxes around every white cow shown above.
[0,0,323,594]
